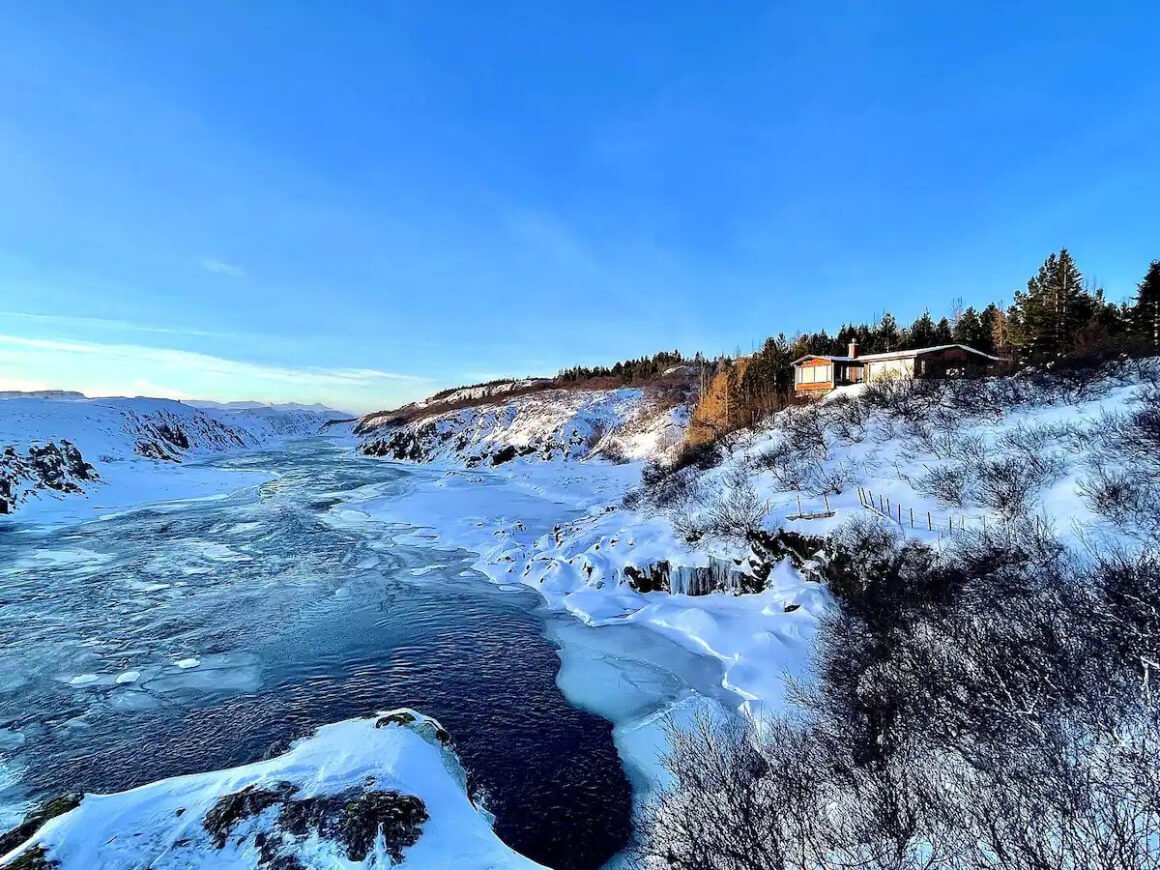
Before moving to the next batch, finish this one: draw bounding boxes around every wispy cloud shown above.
[200,258,245,278]
[0,334,427,386]
[0,309,251,340]
[0,334,432,412]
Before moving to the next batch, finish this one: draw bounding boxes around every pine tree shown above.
[876,313,901,350]
[1010,249,1089,359]
[952,306,989,351]
[1134,260,1160,349]
[905,310,938,349]
[934,316,954,345]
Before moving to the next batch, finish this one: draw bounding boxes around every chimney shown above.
[848,341,859,359]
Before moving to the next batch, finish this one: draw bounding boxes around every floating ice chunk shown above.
[115,670,141,684]
[140,653,261,697]
[108,691,161,712]
[68,674,100,687]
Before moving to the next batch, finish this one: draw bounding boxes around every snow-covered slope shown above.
[0,710,542,870]
[357,386,689,467]
[349,360,1160,722]
[0,395,343,516]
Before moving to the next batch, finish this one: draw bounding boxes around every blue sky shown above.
[2,1,1158,413]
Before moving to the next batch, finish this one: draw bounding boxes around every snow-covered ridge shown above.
[407,378,552,410]
[0,710,542,870]
[0,395,345,515]
[357,386,690,467]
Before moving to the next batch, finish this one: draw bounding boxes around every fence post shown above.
[796,494,803,517]
[910,507,914,528]
[927,512,932,531]
[824,494,831,513]
[897,503,902,526]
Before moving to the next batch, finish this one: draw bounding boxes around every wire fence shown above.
[857,485,1049,538]
[782,486,1051,540]
[859,485,967,533]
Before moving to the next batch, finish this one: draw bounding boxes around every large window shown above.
[797,363,831,385]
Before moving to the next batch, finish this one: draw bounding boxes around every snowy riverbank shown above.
[332,456,825,723]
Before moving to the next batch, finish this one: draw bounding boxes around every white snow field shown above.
[0,393,346,520]
[0,711,542,869]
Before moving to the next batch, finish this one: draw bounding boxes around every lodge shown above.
[792,342,1009,396]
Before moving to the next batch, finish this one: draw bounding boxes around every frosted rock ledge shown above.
[0,710,542,869]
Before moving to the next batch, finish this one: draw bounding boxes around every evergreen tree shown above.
[934,316,954,345]
[952,306,990,351]
[905,309,938,349]
[1134,260,1160,349]
[740,334,792,418]
[1010,249,1089,359]
[876,313,901,350]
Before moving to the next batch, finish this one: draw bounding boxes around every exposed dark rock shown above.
[134,440,180,462]
[0,441,98,514]
[203,782,299,848]
[747,529,826,586]
[2,844,56,869]
[0,794,82,864]
[202,781,427,867]
[491,444,519,466]
[374,710,417,728]
[278,789,428,863]
[624,561,671,593]
[201,777,429,867]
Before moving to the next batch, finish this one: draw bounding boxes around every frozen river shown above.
[0,439,732,869]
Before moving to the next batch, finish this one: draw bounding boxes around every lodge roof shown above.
[791,344,1007,367]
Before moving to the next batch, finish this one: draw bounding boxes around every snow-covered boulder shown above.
[0,710,542,870]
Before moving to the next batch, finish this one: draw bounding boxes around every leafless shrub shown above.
[665,475,709,544]
[914,462,974,508]
[801,461,853,498]
[1079,464,1160,538]
[977,452,1065,518]
[753,437,820,493]
[636,524,1160,869]
[926,430,986,465]
[597,438,630,464]
[829,407,868,445]
[705,467,769,539]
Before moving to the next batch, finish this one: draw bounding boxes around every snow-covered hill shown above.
[0,395,344,516]
[357,385,690,467]
[0,710,541,870]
